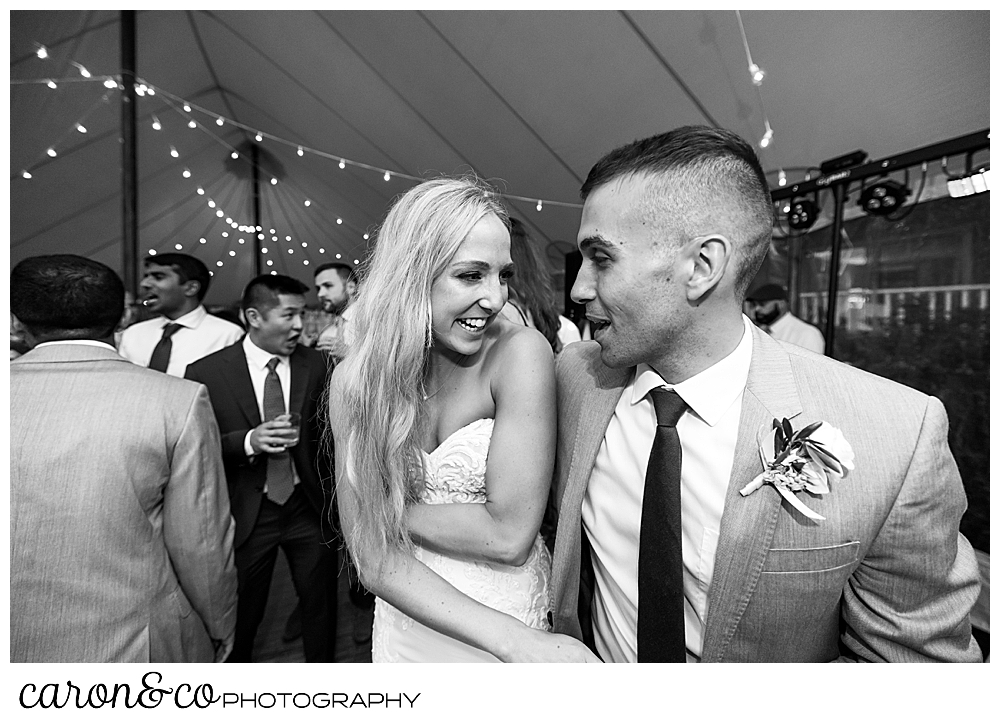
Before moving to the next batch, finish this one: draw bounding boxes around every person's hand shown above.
[249,416,298,454]
[212,633,234,663]
[502,628,602,663]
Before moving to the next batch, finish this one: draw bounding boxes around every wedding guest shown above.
[550,125,982,662]
[330,177,599,662]
[119,253,243,376]
[185,274,337,662]
[311,262,358,359]
[499,218,566,353]
[746,282,825,354]
[11,254,237,663]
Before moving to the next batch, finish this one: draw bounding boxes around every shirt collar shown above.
[34,339,117,351]
[161,304,206,330]
[630,315,755,427]
[242,333,289,372]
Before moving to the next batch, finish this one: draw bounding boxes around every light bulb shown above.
[335,253,342,259]
[208,200,216,208]
[301,242,308,248]
[778,170,787,187]
[22,170,32,179]
[284,235,290,241]
[270,271,277,275]
[78,64,91,78]
[46,147,57,157]
[183,104,191,112]
[216,117,224,126]
[287,249,294,255]
[199,237,207,244]
[175,244,183,250]
[135,85,145,97]
[353,259,359,265]
[197,187,204,195]
[270,178,277,185]
[319,248,325,253]
[749,63,765,86]
[304,199,311,207]
[104,78,117,89]
[238,238,245,244]
[297,146,304,156]
[36,45,48,59]
[216,261,223,267]
[229,251,236,257]
[384,170,391,181]
[267,260,273,267]
[303,260,310,266]
[147,87,155,96]
[262,247,268,254]
[255,133,263,142]
[182,168,191,178]
[216,210,224,217]
[187,120,196,129]
[339,159,346,169]
[47,79,57,89]
[76,124,87,133]
[271,236,278,242]
[536,200,543,212]
[148,249,157,255]
[169,146,179,158]
[221,231,229,238]
[258,233,265,240]
[151,115,161,131]
[231,152,239,160]
[225,217,232,224]
[336,218,342,224]
[363,233,369,240]
[759,129,774,149]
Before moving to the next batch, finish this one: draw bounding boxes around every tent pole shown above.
[822,184,846,356]
[120,10,138,294]
[252,143,262,277]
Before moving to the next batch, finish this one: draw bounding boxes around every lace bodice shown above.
[372,417,553,662]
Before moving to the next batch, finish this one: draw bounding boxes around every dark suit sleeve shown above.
[162,385,238,645]
[185,363,255,466]
[840,396,982,661]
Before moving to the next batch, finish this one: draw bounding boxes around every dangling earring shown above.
[425,299,434,348]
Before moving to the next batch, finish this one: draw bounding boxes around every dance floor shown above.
[252,548,373,663]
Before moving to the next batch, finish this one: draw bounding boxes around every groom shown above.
[550,126,982,662]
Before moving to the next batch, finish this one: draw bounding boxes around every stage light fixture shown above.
[787,196,819,230]
[859,179,910,216]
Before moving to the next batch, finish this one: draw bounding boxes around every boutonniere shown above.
[739,418,855,520]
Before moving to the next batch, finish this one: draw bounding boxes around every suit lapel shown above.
[221,345,261,428]
[701,326,803,661]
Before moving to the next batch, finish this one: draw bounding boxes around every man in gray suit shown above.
[550,126,982,662]
[10,254,238,663]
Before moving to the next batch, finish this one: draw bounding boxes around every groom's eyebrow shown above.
[579,236,614,254]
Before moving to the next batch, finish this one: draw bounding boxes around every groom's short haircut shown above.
[11,254,125,340]
[580,125,774,298]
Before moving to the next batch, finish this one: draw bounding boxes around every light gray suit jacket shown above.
[10,344,238,662]
[551,326,982,662]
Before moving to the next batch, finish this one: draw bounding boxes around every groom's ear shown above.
[683,234,732,304]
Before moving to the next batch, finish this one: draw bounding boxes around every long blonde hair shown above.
[332,176,509,579]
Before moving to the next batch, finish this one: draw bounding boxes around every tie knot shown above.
[161,322,182,339]
[267,357,281,372]
[648,387,687,427]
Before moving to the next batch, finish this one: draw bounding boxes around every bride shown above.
[329,177,599,663]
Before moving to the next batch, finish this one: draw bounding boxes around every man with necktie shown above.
[119,253,244,376]
[186,274,336,662]
[549,126,981,662]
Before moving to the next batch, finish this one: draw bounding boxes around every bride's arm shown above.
[332,403,595,663]
[405,327,555,566]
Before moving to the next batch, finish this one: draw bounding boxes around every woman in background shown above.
[328,177,597,663]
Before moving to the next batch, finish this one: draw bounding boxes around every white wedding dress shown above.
[371,418,553,662]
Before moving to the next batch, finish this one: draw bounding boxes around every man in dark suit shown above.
[186,273,336,662]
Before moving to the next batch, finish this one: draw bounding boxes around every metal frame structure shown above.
[770,129,990,356]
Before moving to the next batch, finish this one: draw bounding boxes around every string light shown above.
[262,247,268,254]
[384,170,391,181]
[187,120,196,129]
[46,147,57,157]
[255,132,263,142]
[339,159,346,169]
[169,146,179,157]
[216,210,224,217]
[199,237,207,244]
[46,79,57,89]
[175,244,183,250]
[76,124,87,133]
[208,200,216,208]
[182,168,191,178]
[301,242,308,248]
[72,62,90,78]
[303,260,310,266]
[221,232,228,237]
[22,170,32,179]
[216,261,223,267]
[363,233,369,240]
[335,253,342,259]
[536,200,543,212]
[151,115,162,130]
[778,169,787,187]
[760,126,774,149]
[238,238,245,244]
[148,249,157,255]
[336,218,342,224]
[103,78,117,89]
[297,146,304,156]
[231,151,239,159]
[267,260,274,267]
[183,104,191,112]
[228,250,236,257]
[35,44,48,59]
[216,117,224,126]
[304,199,311,207]
[135,85,146,97]
[749,63,765,86]
[270,178,277,185]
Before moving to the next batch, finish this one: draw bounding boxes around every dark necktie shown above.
[263,357,295,505]
[637,386,689,662]
[147,323,182,373]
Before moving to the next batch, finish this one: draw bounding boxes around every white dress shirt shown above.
[241,336,300,490]
[767,312,825,354]
[583,315,755,662]
[118,305,244,377]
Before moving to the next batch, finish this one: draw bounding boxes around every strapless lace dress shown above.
[371,418,552,662]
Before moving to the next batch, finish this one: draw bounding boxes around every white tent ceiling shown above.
[9,9,991,304]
